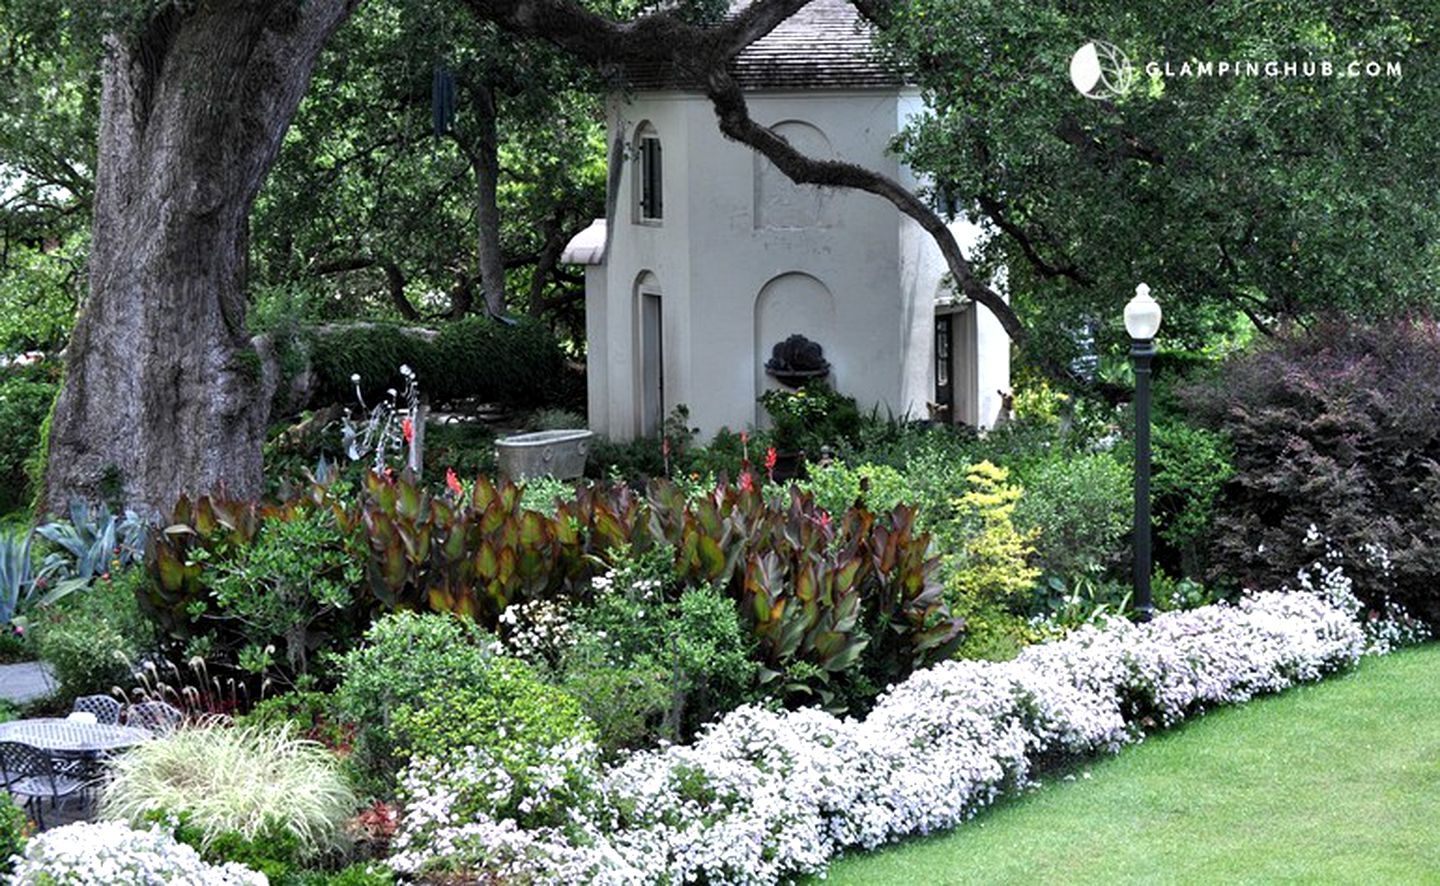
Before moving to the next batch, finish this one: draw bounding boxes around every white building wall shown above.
[894,88,1011,428]
[591,87,1010,440]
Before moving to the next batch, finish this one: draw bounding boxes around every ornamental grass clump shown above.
[99,723,358,861]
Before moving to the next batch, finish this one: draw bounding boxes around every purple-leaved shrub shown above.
[1185,318,1440,625]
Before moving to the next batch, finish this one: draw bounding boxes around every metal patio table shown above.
[0,718,152,754]
[0,717,154,807]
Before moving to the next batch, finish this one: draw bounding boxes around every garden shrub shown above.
[936,462,1041,661]
[162,812,304,885]
[32,568,154,702]
[207,505,366,676]
[100,724,358,862]
[838,412,972,469]
[684,426,760,480]
[800,461,912,517]
[1145,418,1233,578]
[306,317,565,410]
[389,658,593,769]
[554,550,758,743]
[1185,319,1440,623]
[940,461,1039,611]
[332,611,501,790]
[558,650,671,755]
[518,475,578,516]
[0,792,27,877]
[586,433,667,483]
[238,690,353,753]
[758,381,861,454]
[421,422,497,484]
[289,863,396,886]
[1011,450,1131,582]
[871,432,980,532]
[527,407,586,431]
[0,366,57,514]
[8,821,265,885]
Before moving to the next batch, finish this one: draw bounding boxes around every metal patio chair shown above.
[0,741,85,829]
[125,701,184,734]
[71,694,122,725]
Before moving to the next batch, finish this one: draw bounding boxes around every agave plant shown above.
[0,528,38,625]
[36,499,147,578]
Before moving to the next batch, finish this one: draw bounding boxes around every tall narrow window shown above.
[934,315,954,418]
[635,124,663,223]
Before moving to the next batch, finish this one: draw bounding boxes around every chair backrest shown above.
[0,741,55,785]
[73,694,122,725]
[127,701,184,732]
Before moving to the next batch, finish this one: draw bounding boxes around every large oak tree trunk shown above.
[45,0,357,518]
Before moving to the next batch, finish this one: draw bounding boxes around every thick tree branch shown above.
[309,254,421,320]
[704,70,1024,341]
[1056,115,1165,167]
[454,0,1024,341]
[975,194,1091,286]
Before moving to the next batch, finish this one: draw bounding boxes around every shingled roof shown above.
[626,0,903,91]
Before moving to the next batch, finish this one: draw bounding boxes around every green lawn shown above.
[820,645,1440,885]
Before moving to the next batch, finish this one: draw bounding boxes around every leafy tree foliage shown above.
[0,0,100,352]
[878,0,1440,369]
[251,0,606,329]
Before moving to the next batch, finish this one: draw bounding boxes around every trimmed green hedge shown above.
[307,317,566,409]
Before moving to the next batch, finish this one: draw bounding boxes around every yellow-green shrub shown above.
[939,461,1041,659]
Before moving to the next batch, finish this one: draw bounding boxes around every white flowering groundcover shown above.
[6,821,266,886]
[385,589,1401,885]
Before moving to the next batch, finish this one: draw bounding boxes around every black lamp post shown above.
[1125,283,1162,622]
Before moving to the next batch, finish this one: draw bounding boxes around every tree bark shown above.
[45,0,358,518]
[455,84,507,317]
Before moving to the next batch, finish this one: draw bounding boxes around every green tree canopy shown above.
[877,0,1440,368]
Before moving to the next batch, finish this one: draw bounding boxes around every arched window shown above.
[633,122,663,224]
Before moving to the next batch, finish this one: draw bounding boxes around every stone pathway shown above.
[0,660,56,705]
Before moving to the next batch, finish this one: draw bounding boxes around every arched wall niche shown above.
[754,120,837,230]
[753,272,837,425]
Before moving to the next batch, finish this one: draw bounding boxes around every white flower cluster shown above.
[498,597,579,666]
[387,590,1365,885]
[7,821,267,886]
[1291,525,1430,655]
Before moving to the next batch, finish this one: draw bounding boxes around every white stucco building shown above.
[562,0,1010,441]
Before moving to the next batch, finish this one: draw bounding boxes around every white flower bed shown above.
[6,821,266,886]
[388,590,1368,885]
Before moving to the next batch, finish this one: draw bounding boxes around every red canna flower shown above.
[446,467,463,496]
[765,447,778,482]
[739,471,755,493]
[402,417,414,444]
